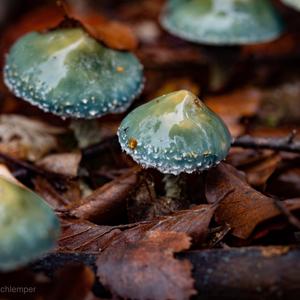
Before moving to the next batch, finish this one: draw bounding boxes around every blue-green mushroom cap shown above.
[282,0,300,11]
[4,28,144,119]
[118,90,232,175]
[0,177,60,271]
[161,0,283,45]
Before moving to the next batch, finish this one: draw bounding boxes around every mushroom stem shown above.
[70,119,102,148]
[163,174,186,200]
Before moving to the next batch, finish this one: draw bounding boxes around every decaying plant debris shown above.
[1,0,300,299]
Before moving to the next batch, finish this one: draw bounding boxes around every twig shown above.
[232,131,300,153]
[273,198,300,231]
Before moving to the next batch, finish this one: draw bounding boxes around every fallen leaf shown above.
[37,152,82,177]
[205,163,299,239]
[0,115,65,161]
[244,153,281,187]
[150,204,216,245]
[60,0,137,50]
[34,177,81,210]
[1,4,64,59]
[70,167,141,224]
[97,231,196,300]
[58,217,121,252]
[59,202,216,252]
[228,151,281,187]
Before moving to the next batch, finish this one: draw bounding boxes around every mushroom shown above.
[0,176,60,271]
[282,0,300,11]
[118,90,232,175]
[161,0,283,45]
[160,0,284,91]
[4,28,144,147]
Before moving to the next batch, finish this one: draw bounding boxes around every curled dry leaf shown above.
[228,149,281,187]
[60,0,137,50]
[205,163,300,239]
[70,167,141,224]
[59,203,216,252]
[0,4,64,59]
[97,231,196,300]
[37,152,82,177]
[34,177,81,210]
[242,153,281,187]
[58,217,121,252]
[0,115,65,161]
[150,204,216,245]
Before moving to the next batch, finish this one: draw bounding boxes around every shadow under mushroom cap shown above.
[4,28,144,119]
[161,0,283,45]
[0,177,60,272]
[118,90,232,175]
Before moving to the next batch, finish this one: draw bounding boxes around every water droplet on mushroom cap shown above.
[118,90,232,175]
[4,28,144,119]
[161,0,283,45]
[282,0,300,11]
[0,177,60,271]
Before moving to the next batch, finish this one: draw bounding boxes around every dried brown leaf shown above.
[1,5,64,58]
[58,201,216,253]
[205,163,283,239]
[60,0,137,50]
[34,177,81,210]
[71,167,141,224]
[58,217,121,252]
[97,231,196,300]
[205,163,300,239]
[37,152,82,177]
[0,115,65,161]
[243,153,281,186]
[151,204,216,245]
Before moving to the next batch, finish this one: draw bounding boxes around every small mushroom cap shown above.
[0,177,60,271]
[282,0,300,11]
[118,90,232,175]
[161,0,283,45]
[4,28,144,119]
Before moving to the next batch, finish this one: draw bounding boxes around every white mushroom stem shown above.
[163,174,186,200]
[70,119,102,149]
